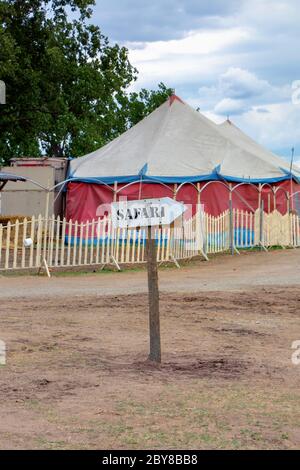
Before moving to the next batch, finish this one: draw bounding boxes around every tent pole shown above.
[229,184,234,256]
[290,178,294,212]
[173,184,177,200]
[259,200,268,252]
[258,184,262,212]
[197,182,201,207]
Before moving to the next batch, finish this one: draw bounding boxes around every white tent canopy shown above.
[218,119,300,178]
[69,95,299,184]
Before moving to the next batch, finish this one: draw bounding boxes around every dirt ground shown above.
[0,250,300,449]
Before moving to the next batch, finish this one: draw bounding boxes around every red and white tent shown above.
[66,95,300,221]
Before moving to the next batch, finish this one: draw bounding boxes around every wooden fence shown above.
[0,209,299,272]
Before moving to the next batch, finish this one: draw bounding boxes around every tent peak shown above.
[169,94,185,106]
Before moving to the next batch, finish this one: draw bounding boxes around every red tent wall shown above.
[66,180,299,224]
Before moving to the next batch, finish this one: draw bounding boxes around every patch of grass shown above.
[35,437,70,450]
[240,428,263,441]
[21,381,298,450]
[24,399,41,410]
[100,382,300,449]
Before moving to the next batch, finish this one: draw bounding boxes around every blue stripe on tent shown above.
[219,174,294,184]
[139,163,148,176]
[68,172,299,185]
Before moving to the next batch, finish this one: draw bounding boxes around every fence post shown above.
[0,224,3,268]
[259,200,268,251]
[43,188,50,264]
[229,194,234,256]
[13,219,19,269]
[35,214,43,267]
[5,221,11,269]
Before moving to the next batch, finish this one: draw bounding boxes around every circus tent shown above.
[66,95,300,221]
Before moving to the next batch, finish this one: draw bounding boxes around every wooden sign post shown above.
[146,225,161,362]
[111,197,186,363]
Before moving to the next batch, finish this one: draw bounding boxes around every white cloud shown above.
[198,67,292,116]
[127,28,250,89]
[218,67,271,99]
[110,0,300,155]
[214,98,250,115]
[238,102,300,150]
[128,28,249,60]
[238,0,300,34]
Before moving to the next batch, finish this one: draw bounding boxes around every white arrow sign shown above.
[111,197,186,229]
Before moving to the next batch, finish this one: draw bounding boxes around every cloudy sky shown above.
[93,0,300,163]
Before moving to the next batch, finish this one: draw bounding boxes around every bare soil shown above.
[0,250,300,449]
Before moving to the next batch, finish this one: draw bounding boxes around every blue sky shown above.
[92,0,300,164]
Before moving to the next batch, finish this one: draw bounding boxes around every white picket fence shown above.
[0,209,299,271]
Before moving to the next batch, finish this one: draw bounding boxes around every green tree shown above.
[0,0,172,163]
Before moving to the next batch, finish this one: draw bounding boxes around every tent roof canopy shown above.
[70,95,300,185]
[0,172,26,182]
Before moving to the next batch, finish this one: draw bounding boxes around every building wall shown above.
[0,167,55,217]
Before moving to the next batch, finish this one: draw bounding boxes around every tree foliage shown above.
[0,0,172,163]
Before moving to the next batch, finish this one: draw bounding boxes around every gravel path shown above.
[0,249,299,300]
